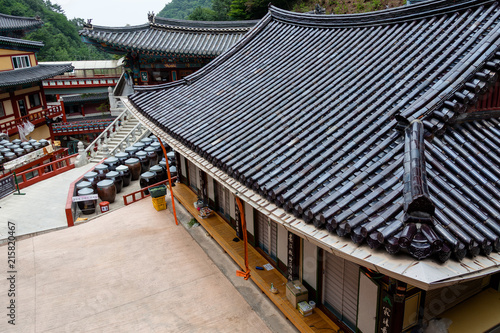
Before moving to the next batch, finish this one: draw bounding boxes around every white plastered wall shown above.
[207,174,214,201]
[277,223,287,266]
[303,238,317,290]
[245,202,254,235]
[180,155,187,179]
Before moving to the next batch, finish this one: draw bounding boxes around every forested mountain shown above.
[157,0,407,21]
[0,0,111,61]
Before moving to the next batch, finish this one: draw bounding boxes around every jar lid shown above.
[76,181,92,189]
[144,147,155,152]
[167,152,175,158]
[78,187,94,196]
[14,148,24,153]
[97,179,114,187]
[4,142,13,147]
[141,138,152,143]
[125,146,138,152]
[125,158,139,164]
[141,171,155,179]
[136,151,147,157]
[84,171,98,178]
[151,142,161,148]
[95,164,108,171]
[4,152,14,157]
[106,171,119,178]
[32,142,41,147]
[104,157,118,164]
[115,152,128,159]
[21,142,31,146]
[133,142,145,148]
[11,145,20,149]
[170,166,177,172]
[28,139,37,144]
[116,165,129,172]
[150,165,162,172]
[1,148,11,154]
[0,140,9,145]
[12,139,21,144]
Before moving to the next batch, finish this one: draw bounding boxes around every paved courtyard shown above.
[0,199,272,332]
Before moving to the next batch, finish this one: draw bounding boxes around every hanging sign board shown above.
[140,71,149,82]
[72,194,99,202]
[0,175,15,199]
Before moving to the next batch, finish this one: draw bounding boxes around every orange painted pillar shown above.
[235,197,251,280]
[157,137,179,226]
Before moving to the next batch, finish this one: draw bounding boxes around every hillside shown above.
[0,0,111,61]
[158,0,407,21]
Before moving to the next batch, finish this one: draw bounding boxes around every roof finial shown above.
[148,11,155,23]
[314,4,325,14]
[83,19,92,29]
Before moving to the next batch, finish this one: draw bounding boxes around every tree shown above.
[188,7,217,21]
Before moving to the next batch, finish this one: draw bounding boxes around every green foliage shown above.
[188,6,217,21]
[0,0,111,61]
[158,0,213,19]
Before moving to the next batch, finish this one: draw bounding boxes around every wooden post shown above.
[235,197,251,280]
[156,137,178,225]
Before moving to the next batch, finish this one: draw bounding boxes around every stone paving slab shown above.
[0,199,271,332]
[0,163,97,241]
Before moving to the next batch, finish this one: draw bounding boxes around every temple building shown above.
[79,14,258,86]
[126,1,500,332]
[0,13,73,140]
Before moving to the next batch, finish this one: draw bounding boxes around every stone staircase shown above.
[86,108,150,163]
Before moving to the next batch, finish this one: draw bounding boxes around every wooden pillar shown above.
[40,83,48,109]
[57,94,67,122]
[10,91,20,119]
[80,104,85,117]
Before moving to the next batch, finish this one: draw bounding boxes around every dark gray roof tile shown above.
[0,63,74,87]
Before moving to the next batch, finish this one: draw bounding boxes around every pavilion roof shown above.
[79,16,259,57]
[0,13,43,35]
[127,1,500,286]
[0,63,74,88]
[0,35,43,50]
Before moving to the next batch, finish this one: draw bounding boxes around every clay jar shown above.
[94,164,109,182]
[23,145,34,154]
[97,179,116,203]
[28,139,37,145]
[140,137,153,147]
[116,165,131,187]
[77,187,96,215]
[125,158,141,180]
[14,148,24,157]
[84,171,99,191]
[4,152,15,162]
[125,146,138,158]
[133,142,145,151]
[104,156,119,171]
[166,152,176,167]
[139,171,156,195]
[169,165,178,178]
[151,142,163,159]
[114,152,129,165]
[32,142,41,150]
[135,150,150,172]
[106,171,123,193]
[150,164,166,184]
[144,146,158,166]
[39,139,49,147]
[76,180,92,191]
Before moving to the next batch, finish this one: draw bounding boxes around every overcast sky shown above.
[54,0,170,27]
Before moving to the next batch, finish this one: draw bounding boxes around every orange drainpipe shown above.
[157,137,179,226]
[235,197,251,280]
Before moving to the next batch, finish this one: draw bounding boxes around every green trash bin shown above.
[150,185,167,198]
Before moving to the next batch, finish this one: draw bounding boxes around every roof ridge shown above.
[270,0,496,27]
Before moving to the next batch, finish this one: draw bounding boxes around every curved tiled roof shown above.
[129,0,500,263]
[79,16,259,57]
[0,64,74,87]
[0,13,42,33]
[0,35,44,49]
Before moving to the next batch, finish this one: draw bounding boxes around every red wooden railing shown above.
[14,153,77,189]
[65,169,87,227]
[0,105,63,135]
[123,177,177,206]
